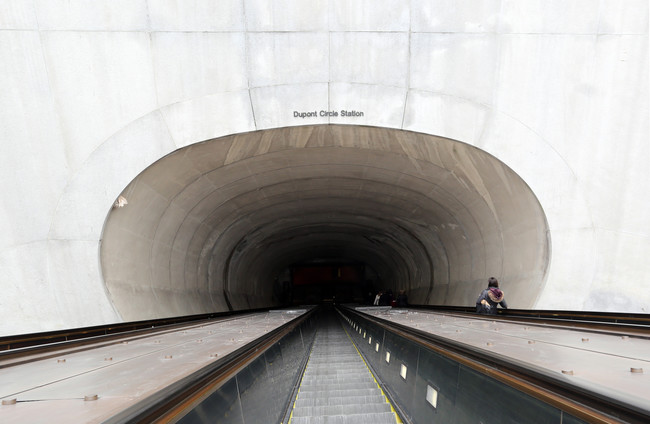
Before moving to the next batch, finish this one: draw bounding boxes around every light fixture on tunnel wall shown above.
[113,195,128,208]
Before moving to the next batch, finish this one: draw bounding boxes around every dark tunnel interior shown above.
[100,125,550,321]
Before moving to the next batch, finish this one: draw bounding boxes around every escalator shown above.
[6,306,647,423]
[287,312,400,423]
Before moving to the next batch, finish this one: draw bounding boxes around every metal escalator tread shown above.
[296,388,381,399]
[294,394,387,408]
[289,314,398,424]
[289,412,398,424]
[291,403,393,417]
[298,381,378,391]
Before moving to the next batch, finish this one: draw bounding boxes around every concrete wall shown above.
[0,0,647,335]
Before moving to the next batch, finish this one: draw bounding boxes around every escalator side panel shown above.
[178,322,314,424]
[342,310,589,424]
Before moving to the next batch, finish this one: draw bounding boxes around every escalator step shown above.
[294,394,387,408]
[298,382,378,391]
[291,403,393,417]
[296,388,382,399]
[300,375,370,384]
[290,412,398,424]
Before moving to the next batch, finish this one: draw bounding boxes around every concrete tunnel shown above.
[100,125,550,321]
[1,1,647,338]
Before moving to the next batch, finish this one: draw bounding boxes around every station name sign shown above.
[293,109,364,118]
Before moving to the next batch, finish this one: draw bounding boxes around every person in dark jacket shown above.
[476,277,507,314]
[379,290,391,306]
[395,290,408,307]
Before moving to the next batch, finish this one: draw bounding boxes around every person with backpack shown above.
[476,277,508,314]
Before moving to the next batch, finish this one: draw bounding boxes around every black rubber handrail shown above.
[406,305,650,338]
[409,305,650,325]
[3,306,647,353]
[0,308,269,353]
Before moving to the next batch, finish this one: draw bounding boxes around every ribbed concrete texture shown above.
[0,1,648,335]
[100,125,549,320]
[290,314,398,424]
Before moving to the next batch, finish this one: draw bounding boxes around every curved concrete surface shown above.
[0,1,647,335]
[100,125,549,320]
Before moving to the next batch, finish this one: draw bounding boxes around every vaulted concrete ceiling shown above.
[100,125,549,320]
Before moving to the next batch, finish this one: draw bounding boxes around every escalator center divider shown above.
[287,308,401,424]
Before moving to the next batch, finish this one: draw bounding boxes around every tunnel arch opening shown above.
[100,125,550,321]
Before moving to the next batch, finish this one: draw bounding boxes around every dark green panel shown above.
[237,353,272,424]
[411,347,461,423]
[561,412,589,424]
[455,366,562,424]
[178,378,243,424]
[380,330,419,415]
